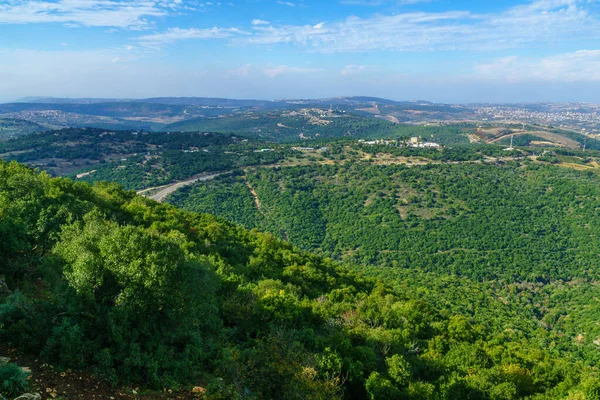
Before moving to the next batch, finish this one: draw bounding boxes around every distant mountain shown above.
[133,97,284,107]
[9,96,413,107]
[10,96,293,108]
[14,97,131,104]
[9,96,598,136]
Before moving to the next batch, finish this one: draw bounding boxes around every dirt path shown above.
[138,172,227,203]
[244,178,289,241]
[246,182,262,211]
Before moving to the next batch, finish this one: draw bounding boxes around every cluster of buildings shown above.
[358,137,441,148]
[475,106,600,134]
[284,107,346,119]
[291,146,328,152]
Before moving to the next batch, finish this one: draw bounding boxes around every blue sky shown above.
[0,0,599,103]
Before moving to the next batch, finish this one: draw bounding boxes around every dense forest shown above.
[171,161,600,280]
[169,159,600,370]
[3,159,600,399]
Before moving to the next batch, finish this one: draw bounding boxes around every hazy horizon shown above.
[5,94,600,106]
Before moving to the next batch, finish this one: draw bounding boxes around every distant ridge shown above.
[14,97,132,104]
[9,95,422,107]
[133,97,281,107]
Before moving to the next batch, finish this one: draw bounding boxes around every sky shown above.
[0,0,599,103]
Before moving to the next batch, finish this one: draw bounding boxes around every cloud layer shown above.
[121,0,600,54]
[475,50,600,82]
[246,0,599,52]
[138,27,250,46]
[0,0,184,29]
[2,0,600,102]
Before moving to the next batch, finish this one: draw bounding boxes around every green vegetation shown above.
[166,112,478,144]
[170,157,600,370]
[0,362,29,397]
[174,160,600,281]
[3,159,600,398]
[0,125,489,190]
[0,128,284,189]
[0,118,46,139]
[166,111,404,142]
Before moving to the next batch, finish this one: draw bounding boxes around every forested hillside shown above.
[169,158,600,370]
[171,161,600,280]
[2,159,600,399]
[166,113,474,143]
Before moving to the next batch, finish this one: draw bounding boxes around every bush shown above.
[0,362,29,397]
[52,216,221,387]
[0,292,32,346]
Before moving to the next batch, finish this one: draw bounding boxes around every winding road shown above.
[138,172,227,202]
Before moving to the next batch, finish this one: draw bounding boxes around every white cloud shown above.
[137,27,250,46]
[340,64,367,76]
[263,65,323,78]
[475,50,600,82]
[229,63,253,77]
[340,0,434,5]
[251,19,270,25]
[246,0,600,52]
[0,0,185,29]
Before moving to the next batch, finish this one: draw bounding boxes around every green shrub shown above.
[0,362,29,397]
[52,216,221,387]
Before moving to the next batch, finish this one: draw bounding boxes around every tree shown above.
[53,213,221,386]
[365,372,400,400]
[386,354,411,388]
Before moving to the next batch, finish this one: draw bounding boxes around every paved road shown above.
[139,172,227,203]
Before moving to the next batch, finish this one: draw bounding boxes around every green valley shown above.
[168,146,600,372]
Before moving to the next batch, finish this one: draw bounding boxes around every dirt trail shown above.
[246,182,262,211]
[244,179,289,241]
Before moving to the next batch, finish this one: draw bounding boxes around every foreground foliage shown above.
[1,160,599,399]
[0,362,29,397]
